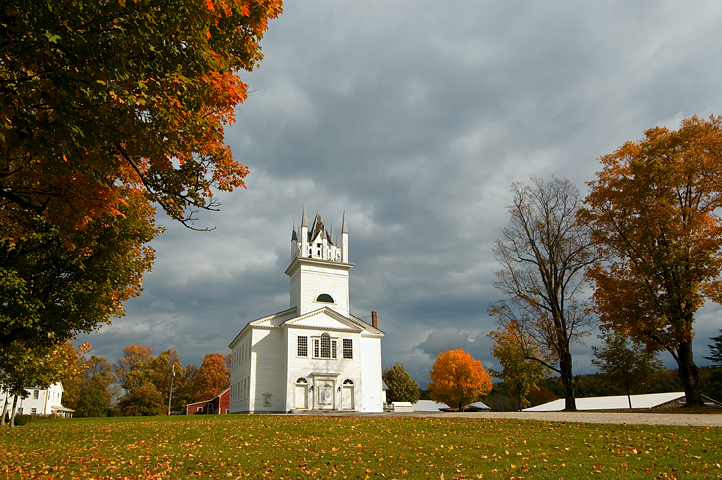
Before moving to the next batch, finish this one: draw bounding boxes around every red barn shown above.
[186,388,230,415]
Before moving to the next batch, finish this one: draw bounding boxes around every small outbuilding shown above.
[186,388,230,415]
[392,401,413,412]
[412,400,450,412]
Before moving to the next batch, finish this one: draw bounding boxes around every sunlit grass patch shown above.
[1,415,720,479]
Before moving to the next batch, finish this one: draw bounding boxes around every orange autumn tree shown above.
[115,345,156,393]
[193,353,230,402]
[1,0,283,238]
[580,115,722,407]
[428,349,492,410]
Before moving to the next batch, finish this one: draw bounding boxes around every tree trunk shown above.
[9,395,17,429]
[559,351,577,411]
[677,338,704,407]
[1,393,7,426]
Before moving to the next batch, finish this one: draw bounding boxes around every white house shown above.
[228,207,385,413]
[2,382,73,417]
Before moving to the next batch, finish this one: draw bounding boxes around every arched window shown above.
[316,293,334,303]
[296,377,308,384]
[343,378,354,385]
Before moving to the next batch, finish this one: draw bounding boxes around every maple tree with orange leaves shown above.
[193,353,230,402]
[0,0,283,236]
[428,349,492,410]
[580,114,722,407]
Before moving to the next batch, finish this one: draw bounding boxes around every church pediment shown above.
[282,307,364,333]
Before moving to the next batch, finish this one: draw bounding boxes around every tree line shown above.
[1,344,231,425]
[488,115,722,410]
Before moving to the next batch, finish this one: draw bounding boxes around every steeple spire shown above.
[300,205,309,258]
[341,210,349,263]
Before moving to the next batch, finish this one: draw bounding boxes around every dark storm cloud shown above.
[78,1,722,383]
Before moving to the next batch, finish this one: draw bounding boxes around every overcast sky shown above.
[78,1,722,386]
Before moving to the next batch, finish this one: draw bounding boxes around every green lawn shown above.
[0,415,719,479]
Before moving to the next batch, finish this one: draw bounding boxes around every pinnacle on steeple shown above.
[291,221,297,241]
[311,212,325,241]
[342,210,348,234]
[301,204,308,228]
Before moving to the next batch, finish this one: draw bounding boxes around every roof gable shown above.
[229,308,297,348]
[283,307,364,332]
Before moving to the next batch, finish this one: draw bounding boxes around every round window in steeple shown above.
[316,293,334,303]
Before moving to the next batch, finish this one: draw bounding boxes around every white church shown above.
[228,207,385,413]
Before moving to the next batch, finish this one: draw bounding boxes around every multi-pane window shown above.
[331,340,337,359]
[320,333,331,358]
[343,339,353,359]
[297,336,308,357]
[33,390,39,399]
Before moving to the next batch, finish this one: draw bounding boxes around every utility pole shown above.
[167,364,175,416]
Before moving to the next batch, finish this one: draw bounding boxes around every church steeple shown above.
[293,207,347,263]
[287,206,353,317]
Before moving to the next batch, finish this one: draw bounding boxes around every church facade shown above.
[228,207,385,413]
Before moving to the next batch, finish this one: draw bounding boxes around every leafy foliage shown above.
[0,0,283,236]
[115,345,156,392]
[60,355,117,411]
[428,349,492,410]
[117,380,165,416]
[193,353,229,402]
[115,345,191,414]
[581,114,722,406]
[0,194,159,352]
[488,324,550,409]
[490,177,597,411]
[76,388,110,418]
[592,333,664,408]
[707,329,722,366]
[172,363,199,413]
[382,363,420,404]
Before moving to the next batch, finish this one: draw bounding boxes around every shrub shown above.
[13,414,32,426]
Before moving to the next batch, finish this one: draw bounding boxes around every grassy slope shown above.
[0,415,720,479]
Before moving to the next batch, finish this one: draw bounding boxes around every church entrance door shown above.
[342,386,354,410]
[294,385,308,409]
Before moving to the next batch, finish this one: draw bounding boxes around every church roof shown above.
[228,308,297,348]
[230,307,384,349]
[349,314,384,335]
[283,307,372,333]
